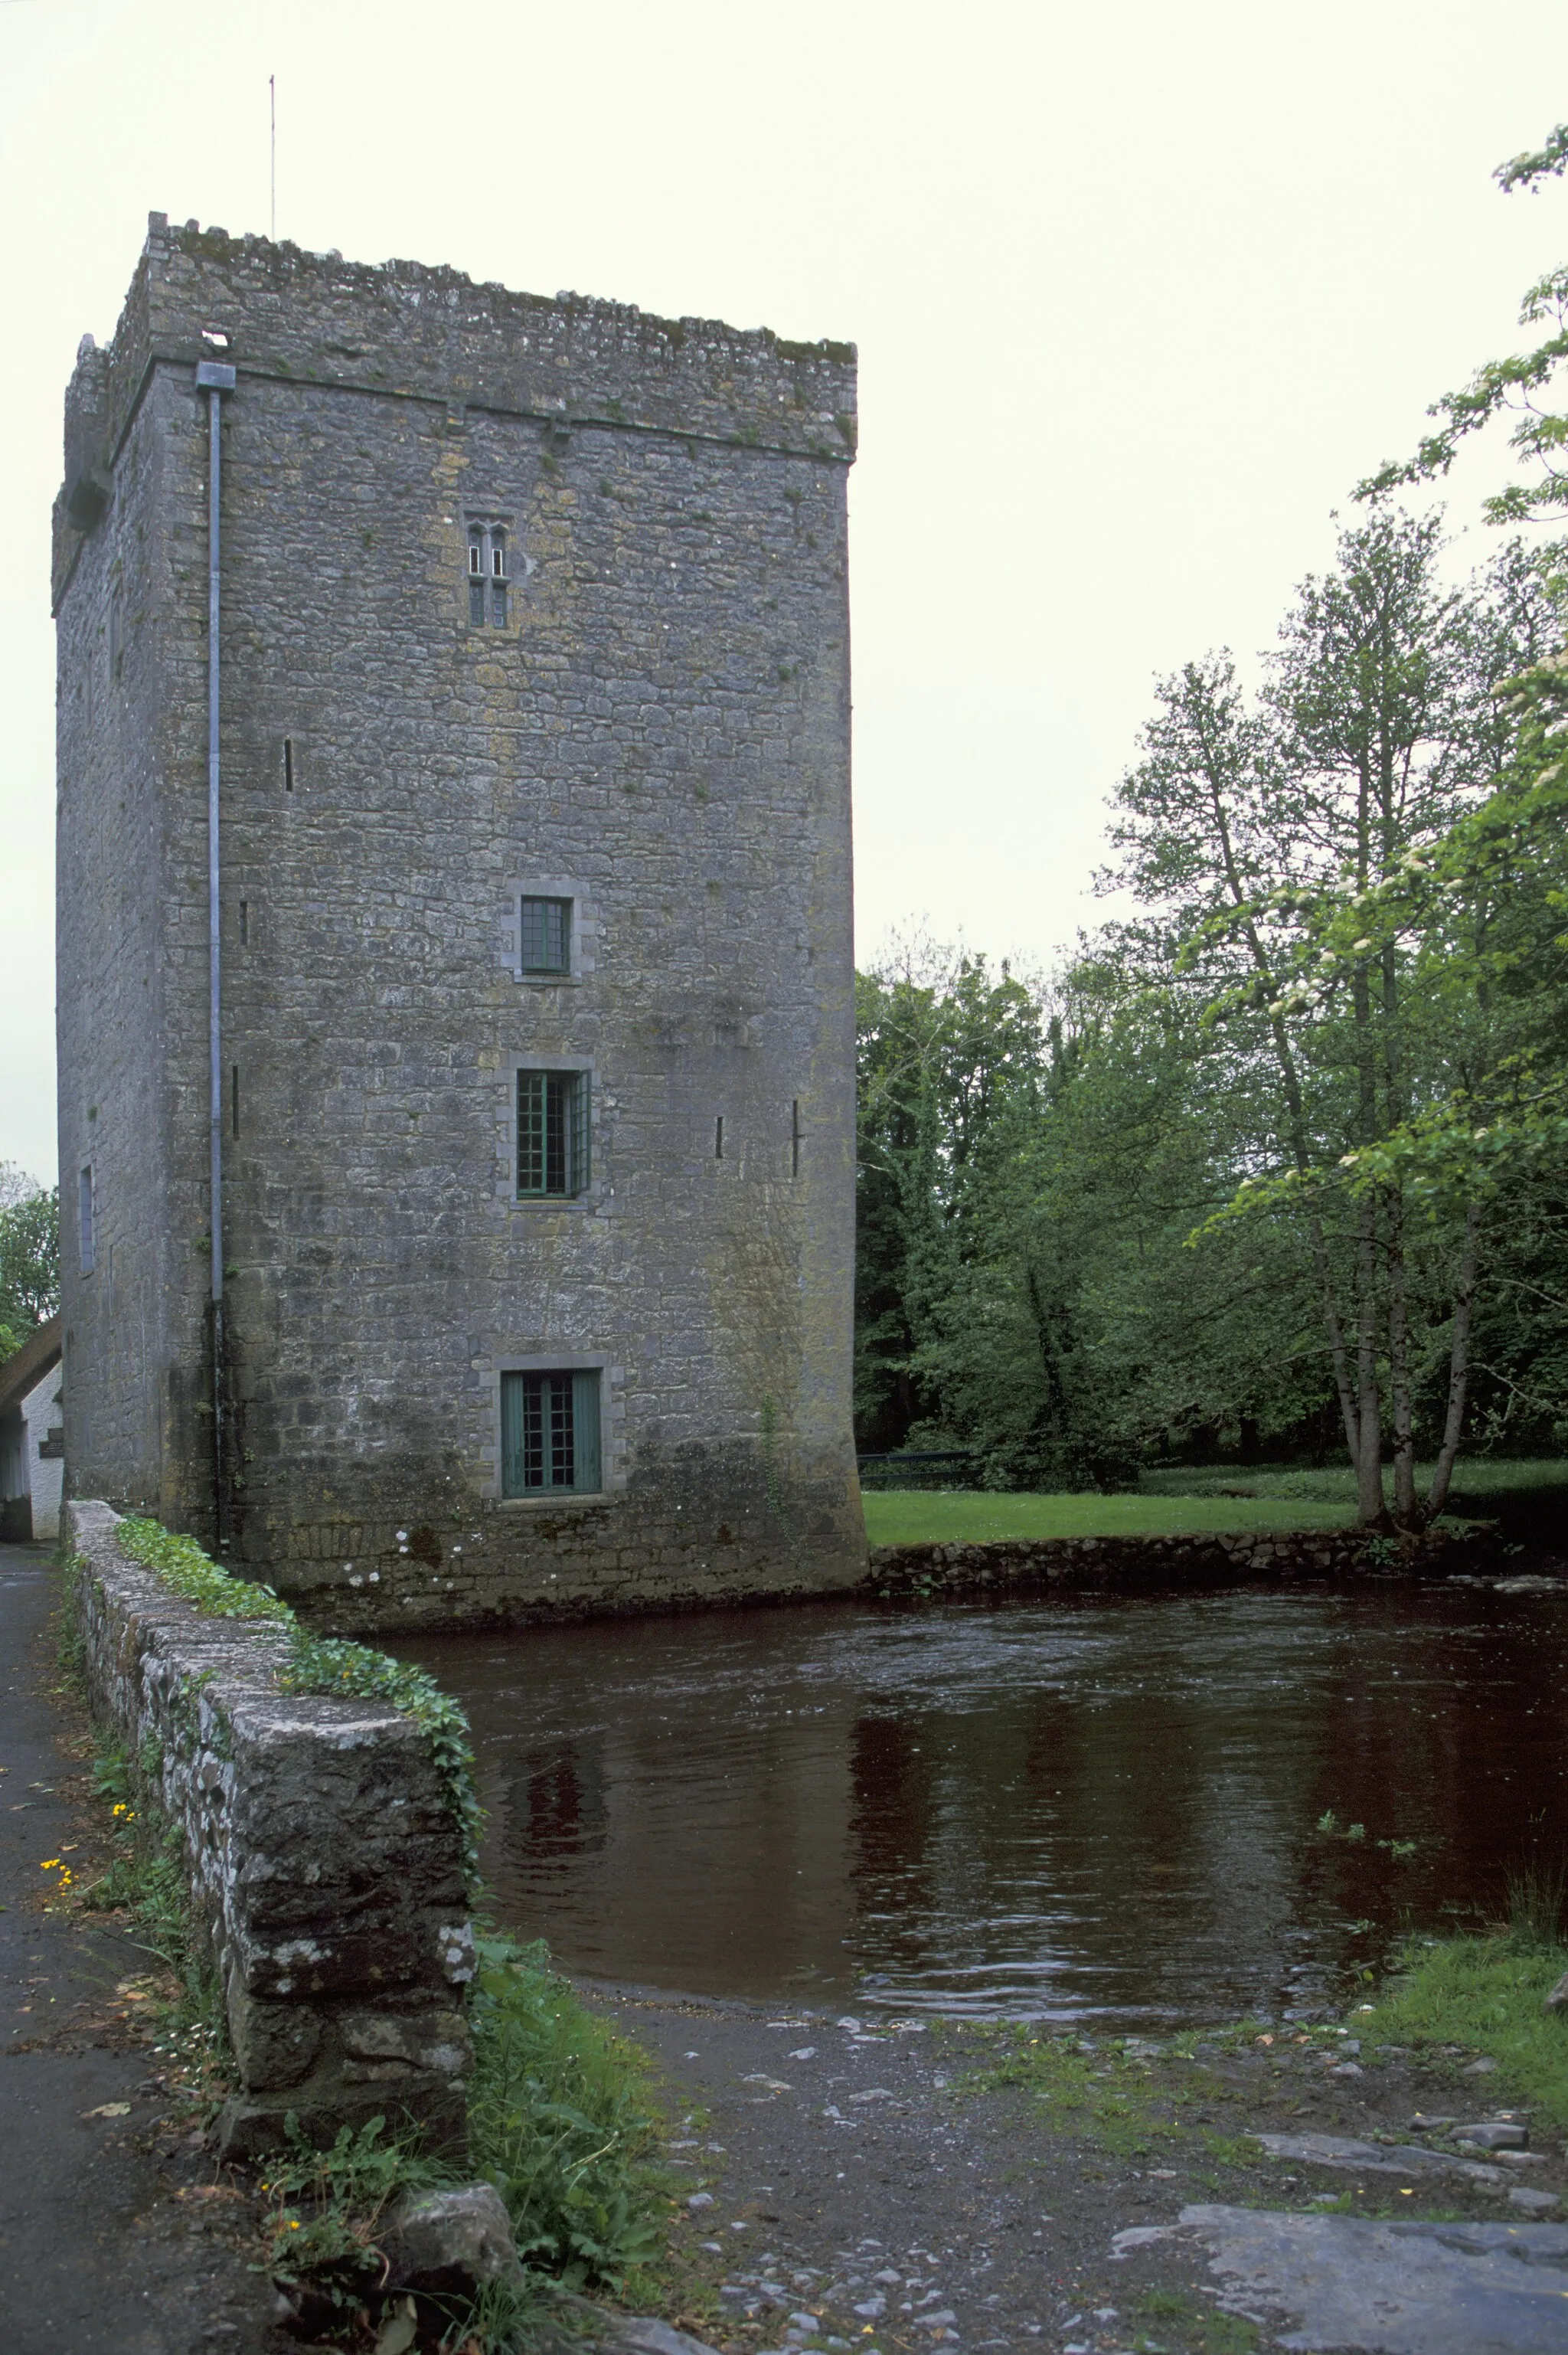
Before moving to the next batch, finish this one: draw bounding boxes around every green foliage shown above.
[80,1742,194,1956]
[113,1516,480,1889]
[262,2114,446,2304]
[116,1515,295,1622]
[467,1928,668,2289]
[854,947,1050,1458]
[1365,1931,1568,2128]
[0,1166,58,1354]
[1360,120,1568,527]
[858,201,1568,1514]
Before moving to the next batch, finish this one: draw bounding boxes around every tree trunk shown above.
[1354,1191,1386,1523]
[1385,1187,1417,1528]
[1426,1200,1481,1522]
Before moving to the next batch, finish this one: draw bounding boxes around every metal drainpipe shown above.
[197,358,236,1545]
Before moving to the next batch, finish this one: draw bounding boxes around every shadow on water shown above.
[395,1584,1568,2024]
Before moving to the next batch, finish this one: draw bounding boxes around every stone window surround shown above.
[500,878,596,986]
[478,1352,623,1503]
[496,1052,599,1212]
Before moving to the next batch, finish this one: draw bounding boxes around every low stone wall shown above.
[66,1500,473,2155]
[867,1524,1494,1597]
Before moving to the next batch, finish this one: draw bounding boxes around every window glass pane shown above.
[517,1069,586,1196]
[501,1369,526,1495]
[492,532,507,577]
[519,897,570,973]
[491,584,508,627]
[469,578,485,626]
[571,1069,591,1192]
[469,533,484,575]
[571,1370,601,1490]
[501,1370,593,1493]
[518,1071,546,1194]
[544,1072,568,1195]
[546,1373,574,1487]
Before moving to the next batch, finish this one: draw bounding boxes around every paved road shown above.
[0,1542,279,2355]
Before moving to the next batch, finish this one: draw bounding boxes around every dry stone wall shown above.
[67,1499,473,2154]
[866,1526,1495,1596]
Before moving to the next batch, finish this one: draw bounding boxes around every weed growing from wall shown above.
[116,1516,294,1622]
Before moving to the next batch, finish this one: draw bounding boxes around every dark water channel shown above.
[397,1585,1568,2025]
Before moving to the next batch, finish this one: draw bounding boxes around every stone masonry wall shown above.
[866,1526,1496,1597]
[56,217,866,1627]
[67,1499,473,2154]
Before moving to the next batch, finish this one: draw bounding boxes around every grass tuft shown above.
[1364,1929,1568,2128]
[1507,1859,1567,1947]
[467,1928,669,2291]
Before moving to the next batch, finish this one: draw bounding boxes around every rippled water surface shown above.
[397,1586,1568,2023]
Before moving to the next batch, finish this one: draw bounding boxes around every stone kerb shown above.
[65,1500,473,2154]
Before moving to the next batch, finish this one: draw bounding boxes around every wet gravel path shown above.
[601,1988,1568,2355]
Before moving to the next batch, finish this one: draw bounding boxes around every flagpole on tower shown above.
[270,74,276,240]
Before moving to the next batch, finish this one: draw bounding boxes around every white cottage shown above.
[0,1315,63,1543]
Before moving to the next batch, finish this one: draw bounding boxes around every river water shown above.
[397,1584,1568,2025]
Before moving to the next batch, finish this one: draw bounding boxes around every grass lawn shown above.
[861,1490,1357,1544]
[861,1456,1568,1547]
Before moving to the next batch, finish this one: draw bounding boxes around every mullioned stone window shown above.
[466,516,510,626]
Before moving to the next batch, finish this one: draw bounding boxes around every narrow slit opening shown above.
[239,900,248,946]
[283,738,294,791]
[791,1098,801,1177]
[714,1115,724,1160]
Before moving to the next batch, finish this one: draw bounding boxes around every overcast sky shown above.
[3,0,1565,1185]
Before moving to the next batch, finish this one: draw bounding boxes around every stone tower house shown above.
[55,215,864,1627]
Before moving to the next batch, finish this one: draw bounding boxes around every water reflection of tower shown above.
[848,1716,940,1966]
[508,1738,609,1872]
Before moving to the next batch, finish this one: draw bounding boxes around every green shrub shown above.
[468,1930,668,2289]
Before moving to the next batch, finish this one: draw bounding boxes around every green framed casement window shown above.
[517,1068,590,1197]
[501,1370,602,1495]
[519,896,572,974]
